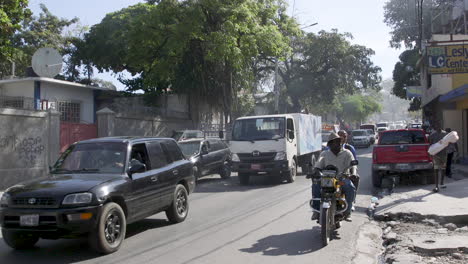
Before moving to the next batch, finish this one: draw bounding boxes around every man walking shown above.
[445,128,458,178]
[429,121,447,192]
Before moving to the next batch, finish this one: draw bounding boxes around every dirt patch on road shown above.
[376,214,468,264]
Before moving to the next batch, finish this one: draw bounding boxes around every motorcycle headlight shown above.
[0,193,10,207]
[232,153,240,162]
[62,193,93,205]
[274,151,287,161]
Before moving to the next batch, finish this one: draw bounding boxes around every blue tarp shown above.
[439,84,468,102]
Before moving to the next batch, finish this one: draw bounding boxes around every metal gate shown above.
[60,122,97,152]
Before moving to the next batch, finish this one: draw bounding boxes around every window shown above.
[58,101,81,123]
[232,117,285,141]
[147,142,170,169]
[178,141,201,157]
[130,143,151,169]
[379,131,425,145]
[208,140,222,151]
[161,140,184,162]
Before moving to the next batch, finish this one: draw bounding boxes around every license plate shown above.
[251,164,262,170]
[396,163,410,170]
[20,214,39,226]
[321,177,335,187]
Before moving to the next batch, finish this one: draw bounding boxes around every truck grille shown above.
[12,197,58,208]
[238,152,276,163]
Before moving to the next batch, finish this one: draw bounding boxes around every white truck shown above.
[229,113,322,185]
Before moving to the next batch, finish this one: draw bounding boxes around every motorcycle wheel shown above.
[321,207,331,246]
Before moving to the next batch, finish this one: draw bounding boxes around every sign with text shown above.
[428,44,468,74]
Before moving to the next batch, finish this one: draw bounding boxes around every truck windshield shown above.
[232,117,285,141]
[379,131,425,145]
[178,141,201,157]
[52,142,127,174]
[352,130,367,136]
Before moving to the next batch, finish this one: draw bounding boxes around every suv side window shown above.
[161,140,185,162]
[146,141,170,169]
[208,140,220,151]
[130,143,151,170]
[202,141,211,152]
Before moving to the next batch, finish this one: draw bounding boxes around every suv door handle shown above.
[150,176,158,182]
[173,170,179,176]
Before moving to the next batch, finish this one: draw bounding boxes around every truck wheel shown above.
[2,229,39,249]
[88,202,126,254]
[372,170,382,188]
[238,173,250,185]
[166,184,189,224]
[286,160,297,183]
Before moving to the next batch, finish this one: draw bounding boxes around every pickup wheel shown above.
[88,202,126,254]
[2,229,39,249]
[166,184,189,224]
[372,170,382,188]
[238,173,250,185]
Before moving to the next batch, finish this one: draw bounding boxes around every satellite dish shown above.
[31,48,63,78]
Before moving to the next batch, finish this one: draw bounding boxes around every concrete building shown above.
[421,34,468,162]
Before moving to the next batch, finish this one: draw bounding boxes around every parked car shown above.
[172,130,204,142]
[0,137,195,254]
[178,138,231,181]
[360,124,377,134]
[372,129,433,187]
[365,129,376,144]
[350,129,371,148]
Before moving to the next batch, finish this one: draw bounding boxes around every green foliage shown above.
[392,49,421,111]
[279,30,382,113]
[383,0,439,49]
[82,0,296,120]
[0,4,83,80]
[339,94,382,123]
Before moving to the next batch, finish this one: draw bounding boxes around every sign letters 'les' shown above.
[427,44,468,74]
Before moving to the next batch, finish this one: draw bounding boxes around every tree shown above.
[277,30,381,113]
[81,0,296,122]
[392,49,421,111]
[338,94,382,124]
[0,0,31,75]
[0,4,83,80]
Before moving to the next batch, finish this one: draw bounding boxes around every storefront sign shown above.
[428,44,468,74]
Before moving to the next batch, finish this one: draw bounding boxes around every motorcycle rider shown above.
[337,130,357,160]
[310,132,357,220]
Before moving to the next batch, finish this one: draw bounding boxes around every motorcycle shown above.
[307,160,359,246]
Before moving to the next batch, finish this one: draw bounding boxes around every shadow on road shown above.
[239,227,324,256]
[125,218,171,239]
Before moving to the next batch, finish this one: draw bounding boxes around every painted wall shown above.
[114,115,193,137]
[0,108,60,189]
[0,81,35,97]
[41,82,94,123]
[443,110,466,159]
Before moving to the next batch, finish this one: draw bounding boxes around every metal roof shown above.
[0,77,112,91]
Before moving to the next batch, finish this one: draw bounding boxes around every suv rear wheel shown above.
[166,184,189,223]
[89,202,126,254]
[219,163,231,179]
[2,229,39,249]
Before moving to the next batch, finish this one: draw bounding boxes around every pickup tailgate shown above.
[373,129,432,164]
[373,144,431,164]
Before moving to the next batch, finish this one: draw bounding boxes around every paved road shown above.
[0,147,375,264]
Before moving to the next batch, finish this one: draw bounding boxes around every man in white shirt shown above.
[310,132,357,220]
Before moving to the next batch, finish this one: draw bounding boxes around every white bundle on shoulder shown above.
[428,131,459,156]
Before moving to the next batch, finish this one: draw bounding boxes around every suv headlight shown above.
[274,151,287,161]
[0,193,10,206]
[232,153,240,162]
[62,193,93,205]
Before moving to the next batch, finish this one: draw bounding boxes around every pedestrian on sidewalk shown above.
[429,121,447,192]
[445,128,459,178]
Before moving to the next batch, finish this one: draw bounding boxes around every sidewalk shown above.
[375,164,468,222]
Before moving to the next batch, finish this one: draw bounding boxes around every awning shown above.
[439,84,468,102]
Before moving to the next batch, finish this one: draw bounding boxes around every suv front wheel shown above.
[219,162,231,179]
[89,202,126,254]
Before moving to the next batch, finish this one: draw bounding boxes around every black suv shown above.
[0,137,195,254]
[178,138,231,181]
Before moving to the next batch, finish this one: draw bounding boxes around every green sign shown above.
[427,44,468,74]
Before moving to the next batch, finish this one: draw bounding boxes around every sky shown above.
[28,0,402,90]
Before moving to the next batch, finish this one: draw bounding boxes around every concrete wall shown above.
[443,110,466,159]
[0,108,60,189]
[0,81,34,97]
[97,108,194,138]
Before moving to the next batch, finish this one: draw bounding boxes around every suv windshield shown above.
[178,141,201,157]
[52,142,127,174]
[352,130,367,136]
[232,117,285,141]
[379,131,425,145]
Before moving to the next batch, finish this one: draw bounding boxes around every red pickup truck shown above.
[372,129,433,187]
